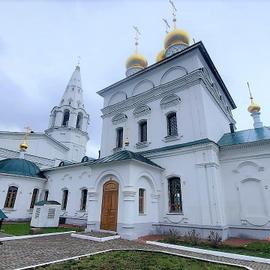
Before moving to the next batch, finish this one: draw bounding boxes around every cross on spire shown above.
[163,18,171,33]
[133,26,141,53]
[169,0,177,28]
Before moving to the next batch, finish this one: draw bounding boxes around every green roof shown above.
[218,127,270,147]
[139,139,213,155]
[35,200,61,206]
[0,209,7,219]
[0,158,45,178]
[87,150,163,169]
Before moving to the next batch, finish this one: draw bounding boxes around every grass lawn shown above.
[161,239,270,259]
[39,250,244,270]
[1,222,84,236]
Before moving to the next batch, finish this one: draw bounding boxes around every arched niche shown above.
[160,66,188,85]
[108,91,127,106]
[160,94,181,109]
[132,79,154,96]
[112,113,128,125]
[133,104,151,118]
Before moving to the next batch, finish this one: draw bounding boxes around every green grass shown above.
[161,239,270,259]
[1,222,84,236]
[39,250,243,270]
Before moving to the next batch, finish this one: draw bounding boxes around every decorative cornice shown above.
[101,68,235,124]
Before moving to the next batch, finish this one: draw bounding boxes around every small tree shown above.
[208,231,222,248]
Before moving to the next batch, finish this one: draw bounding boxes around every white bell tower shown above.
[45,64,89,162]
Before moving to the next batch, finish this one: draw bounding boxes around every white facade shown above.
[0,40,269,241]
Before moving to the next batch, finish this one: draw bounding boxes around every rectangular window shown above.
[139,121,147,142]
[116,127,123,148]
[80,189,88,211]
[4,186,18,208]
[62,190,68,210]
[168,177,183,213]
[139,188,145,214]
[44,190,49,201]
[30,188,39,209]
[167,112,178,136]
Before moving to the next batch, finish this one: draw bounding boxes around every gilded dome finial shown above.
[247,82,261,113]
[20,126,31,152]
[125,26,148,76]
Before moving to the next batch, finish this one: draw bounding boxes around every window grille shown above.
[30,189,39,209]
[62,190,68,210]
[168,178,183,213]
[139,188,145,214]
[80,189,88,211]
[4,186,18,208]
[167,112,178,136]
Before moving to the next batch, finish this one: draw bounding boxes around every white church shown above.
[0,11,269,240]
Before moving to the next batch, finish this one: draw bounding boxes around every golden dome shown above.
[164,28,190,49]
[20,143,28,151]
[156,49,166,62]
[126,53,148,69]
[248,101,261,113]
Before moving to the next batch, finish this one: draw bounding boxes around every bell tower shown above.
[45,64,89,162]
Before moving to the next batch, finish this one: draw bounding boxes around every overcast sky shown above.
[0,0,269,157]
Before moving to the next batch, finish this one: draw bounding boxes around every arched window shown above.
[167,112,178,136]
[76,112,83,129]
[116,127,123,148]
[62,110,70,127]
[4,186,18,208]
[139,120,147,142]
[61,189,69,210]
[80,189,88,211]
[139,188,145,214]
[30,188,39,209]
[168,177,183,213]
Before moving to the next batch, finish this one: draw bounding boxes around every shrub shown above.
[184,229,201,245]
[208,231,222,248]
[166,229,179,244]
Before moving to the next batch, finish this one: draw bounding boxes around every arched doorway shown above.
[100,180,119,231]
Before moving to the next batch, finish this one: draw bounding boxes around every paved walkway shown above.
[0,234,269,270]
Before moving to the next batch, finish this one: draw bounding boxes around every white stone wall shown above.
[220,142,270,230]
[0,174,46,220]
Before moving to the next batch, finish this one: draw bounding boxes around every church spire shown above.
[60,64,84,109]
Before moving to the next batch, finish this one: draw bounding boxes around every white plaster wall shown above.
[0,133,68,161]
[220,143,270,228]
[145,143,226,227]
[0,174,46,220]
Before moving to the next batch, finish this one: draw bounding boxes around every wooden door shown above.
[100,180,119,231]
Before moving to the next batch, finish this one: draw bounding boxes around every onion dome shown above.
[164,28,190,49]
[156,49,166,62]
[0,158,45,178]
[248,100,261,113]
[126,53,148,69]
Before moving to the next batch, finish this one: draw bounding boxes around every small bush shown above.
[166,229,179,244]
[184,229,201,245]
[208,231,222,248]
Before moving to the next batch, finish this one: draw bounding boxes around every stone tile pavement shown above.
[0,234,269,270]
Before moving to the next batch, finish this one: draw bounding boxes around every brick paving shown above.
[0,234,269,270]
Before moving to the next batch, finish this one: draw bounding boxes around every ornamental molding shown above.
[160,94,181,109]
[112,113,128,125]
[101,69,235,124]
[133,104,151,118]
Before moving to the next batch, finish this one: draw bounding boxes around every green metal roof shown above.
[35,200,61,206]
[87,150,163,169]
[0,158,45,178]
[218,127,270,147]
[139,138,213,155]
[0,209,7,219]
